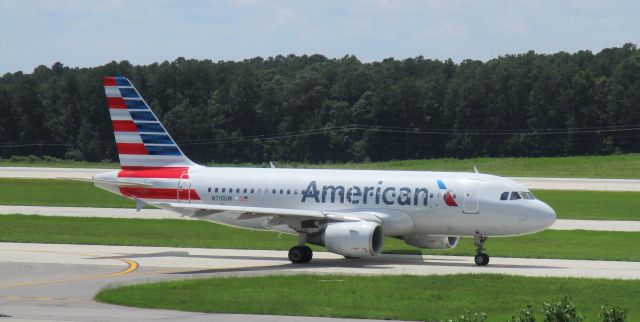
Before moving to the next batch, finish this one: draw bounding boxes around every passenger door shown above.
[462,180,480,214]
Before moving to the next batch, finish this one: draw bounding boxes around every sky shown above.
[1,0,639,74]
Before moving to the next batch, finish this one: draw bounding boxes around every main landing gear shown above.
[288,245,312,263]
[473,231,490,266]
[288,233,313,264]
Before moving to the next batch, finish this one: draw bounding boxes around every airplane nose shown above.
[533,201,556,230]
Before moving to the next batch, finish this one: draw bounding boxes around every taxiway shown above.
[2,242,640,321]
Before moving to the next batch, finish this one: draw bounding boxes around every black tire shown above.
[302,246,313,263]
[289,246,312,264]
[474,253,489,266]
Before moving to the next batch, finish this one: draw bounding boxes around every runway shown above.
[1,205,639,231]
[1,242,639,321]
[3,166,640,191]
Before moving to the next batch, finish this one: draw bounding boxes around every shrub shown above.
[447,311,487,322]
[511,304,535,322]
[599,305,627,322]
[542,296,583,322]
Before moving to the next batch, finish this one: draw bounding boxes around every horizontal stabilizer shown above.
[92,178,154,187]
[56,176,153,187]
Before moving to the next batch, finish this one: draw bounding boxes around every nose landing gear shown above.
[473,231,489,266]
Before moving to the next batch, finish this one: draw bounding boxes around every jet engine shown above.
[403,235,459,249]
[310,221,384,258]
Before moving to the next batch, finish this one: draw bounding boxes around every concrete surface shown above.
[0,243,408,322]
[2,242,640,321]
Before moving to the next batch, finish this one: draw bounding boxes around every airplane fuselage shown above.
[96,166,556,238]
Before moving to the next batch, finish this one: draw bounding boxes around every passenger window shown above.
[272,189,276,194]
[222,188,226,193]
[510,191,521,200]
[287,189,291,194]
[430,193,434,198]
[294,189,298,194]
[243,188,247,193]
[215,188,219,193]
[236,188,240,193]
[251,188,254,193]
[500,192,509,200]
[208,187,211,192]
[280,189,283,194]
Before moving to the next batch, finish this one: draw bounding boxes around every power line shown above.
[1,124,639,148]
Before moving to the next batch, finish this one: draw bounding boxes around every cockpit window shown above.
[500,192,509,200]
[520,191,536,200]
[510,191,522,200]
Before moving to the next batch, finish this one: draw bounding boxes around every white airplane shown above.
[94,77,556,266]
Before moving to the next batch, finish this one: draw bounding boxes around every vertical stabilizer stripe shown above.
[103,77,117,86]
[108,97,127,109]
[112,121,137,132]
[117,143,148,155]
[105,86,121,97]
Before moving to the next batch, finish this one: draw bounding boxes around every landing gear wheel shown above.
[473,231,490,266]
[288,245,312,264]
[301,245,313,262]
[474,253,490,266]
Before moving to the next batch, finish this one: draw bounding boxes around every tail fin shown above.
[103,77,195,169]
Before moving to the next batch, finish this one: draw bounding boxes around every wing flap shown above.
[163,203,326,219]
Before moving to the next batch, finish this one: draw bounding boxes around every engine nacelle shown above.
[322,221,384,257]
[403,235,459,249]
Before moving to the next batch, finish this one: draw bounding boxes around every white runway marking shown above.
[1,205,638,231]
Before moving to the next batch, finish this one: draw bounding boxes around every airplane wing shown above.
[163,202,326,219]
[154,202,398,223]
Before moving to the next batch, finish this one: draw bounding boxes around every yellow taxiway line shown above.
[0,256,138,289]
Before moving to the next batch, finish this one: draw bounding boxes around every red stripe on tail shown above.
[103,77,117,86]
[117,143,147,155]
[107,97,127,109]
[112,120,137,132]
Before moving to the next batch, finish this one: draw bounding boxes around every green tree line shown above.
[1,43,639,164]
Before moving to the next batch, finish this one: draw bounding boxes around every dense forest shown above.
[1,43,639,164]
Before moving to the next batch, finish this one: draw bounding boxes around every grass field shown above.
[1,178,638,220]
[95,274,640,321]
[533,190,640,221]
[0,178,134,208]
[1,215,638,261]
[2,153,640,178]
[0,159,118,169]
